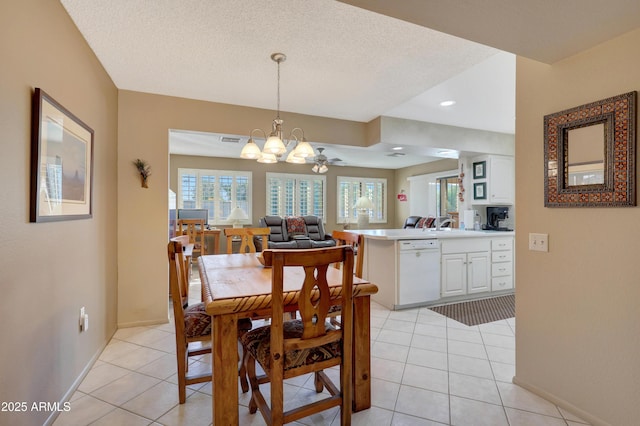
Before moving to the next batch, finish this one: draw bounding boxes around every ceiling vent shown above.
[220,136,241,143]
[387,152,406,157]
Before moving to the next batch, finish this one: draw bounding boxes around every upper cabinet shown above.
[471,155,514,205]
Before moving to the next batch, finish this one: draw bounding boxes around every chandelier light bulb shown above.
[286,150,306,164]
[293,140,315,158]
[264,134,286,155]
[240,139,261,159]
[257,152,278,164]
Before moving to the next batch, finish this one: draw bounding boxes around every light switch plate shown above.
[529,233,548,252]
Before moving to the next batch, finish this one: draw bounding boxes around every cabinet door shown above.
[441,254,466,297]
[489,156,514,204]
[467,251,490,294]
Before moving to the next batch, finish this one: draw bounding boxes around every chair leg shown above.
[314,371,324,393]
[239,345,249,393]
[176,344,188,404]
[246,353,259,414]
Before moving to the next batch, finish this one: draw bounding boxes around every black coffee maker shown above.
[484,206,511,231]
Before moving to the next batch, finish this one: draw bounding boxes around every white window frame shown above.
[177,168,252,226]
[266,172,327,219]
[337,176,387,224]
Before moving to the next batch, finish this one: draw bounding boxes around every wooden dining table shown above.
[198,252,378,426]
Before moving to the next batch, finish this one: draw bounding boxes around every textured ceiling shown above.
[60,0,499,123]
[59,0,639,168]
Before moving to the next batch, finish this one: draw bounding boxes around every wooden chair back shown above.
[224,227,270,254]
[170,235,192,305]
[167,240,190,338]
[257,246,354,424]
[177,219,205,256]
[331,230,364,278]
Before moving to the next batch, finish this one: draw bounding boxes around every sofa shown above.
[403,216,437,229]
[254,215,337,251]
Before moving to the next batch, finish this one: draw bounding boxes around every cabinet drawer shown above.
[441,238,490,254]
[492,261,512,277]
[492,238,513,251]
[492,251,513,263]
[492,275,513,291]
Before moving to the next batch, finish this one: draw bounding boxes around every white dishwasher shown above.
[397,239,441,307]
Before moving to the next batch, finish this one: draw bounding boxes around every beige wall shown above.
[515,29,640,425]
[0,1,118,425]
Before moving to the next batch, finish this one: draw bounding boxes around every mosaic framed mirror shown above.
[544,91,636,207]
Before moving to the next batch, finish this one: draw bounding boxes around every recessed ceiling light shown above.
[440,100,456,107]
[392,146,403,151]
[437,150,458,158]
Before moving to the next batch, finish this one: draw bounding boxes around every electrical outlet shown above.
[79,307,86,332]
[529,233,549,252]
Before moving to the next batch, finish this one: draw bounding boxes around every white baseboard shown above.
[512,375,609,426]
[117,317,169,328]
[43,330,115,426]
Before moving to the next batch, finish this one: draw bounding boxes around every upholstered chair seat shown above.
[183,303,252,339]
[241,320,339,372]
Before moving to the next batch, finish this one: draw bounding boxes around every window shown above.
[177,168,251,225]
[436,175,459,216]
[337,177,387,224]
[266,173,326,218]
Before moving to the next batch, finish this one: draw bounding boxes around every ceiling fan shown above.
[309,147,342,173]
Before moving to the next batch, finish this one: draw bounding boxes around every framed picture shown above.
[474,182,487,200]
[30,88,94,222]
[473,161,486,179]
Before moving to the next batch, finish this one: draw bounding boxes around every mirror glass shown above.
[567,123,605,186]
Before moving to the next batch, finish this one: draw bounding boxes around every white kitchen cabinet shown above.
[360,230,515,310]
[491,237,514,291]
[441,239,491,297]
[472,155,515,205]
[441,254,466,297]
[441,252,491,297]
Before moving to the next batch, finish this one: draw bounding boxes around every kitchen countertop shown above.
[348,228,515,240]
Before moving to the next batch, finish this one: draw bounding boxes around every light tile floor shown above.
[54,272,591,426]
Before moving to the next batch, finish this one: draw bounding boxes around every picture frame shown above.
[30,88,94,222]
[543,91,636,207]
[473,161,486,179]
[474,182,487,200]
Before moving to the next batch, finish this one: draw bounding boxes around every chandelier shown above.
[240,53,315,165]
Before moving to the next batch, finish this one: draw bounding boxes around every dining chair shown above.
[177,218,206,257]
[241,246,354,425]
[167,240,252,403]
[170,235,193,307]
[331,230,364,277]
[328,230,365,326]
[223,227,270,254]
[224,226,272,390]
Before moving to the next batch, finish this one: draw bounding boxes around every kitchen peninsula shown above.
[354,229,515,310]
